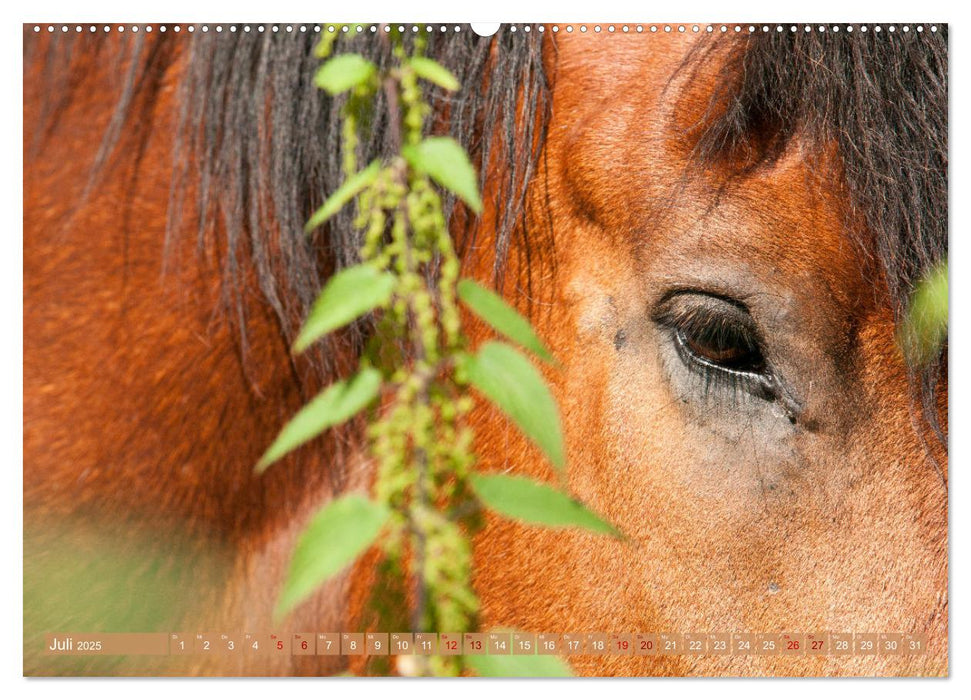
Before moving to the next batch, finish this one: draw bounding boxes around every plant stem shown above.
[382,57,430,634]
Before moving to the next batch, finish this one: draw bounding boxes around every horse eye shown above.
[652,291,776,400]
[676,321,766,375]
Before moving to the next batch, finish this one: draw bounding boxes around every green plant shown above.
[256,25,620,677]
[900,260,948,367]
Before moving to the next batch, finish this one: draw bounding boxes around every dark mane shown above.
[687,26,948,444]
[172,26,550,378]
[27,25,947,444]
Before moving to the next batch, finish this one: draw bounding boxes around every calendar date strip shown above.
[44,632,927,657]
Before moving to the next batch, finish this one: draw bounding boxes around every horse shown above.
[23,23,948,677]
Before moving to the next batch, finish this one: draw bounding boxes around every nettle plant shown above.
[256,27,620,677]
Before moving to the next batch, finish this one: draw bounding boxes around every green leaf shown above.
[313,28,340,59]
[471,473,621,538]
[402,137,482,214]
[409,56,460,91]
[275,494,389,618]
[314,53,376,95]
[293,264,395,353]
[466,649,572,677]
[461,341,564,472]
[256,368,382,472]
[305,160,381,232]
[900,261,948,366]
[458,279,553,362]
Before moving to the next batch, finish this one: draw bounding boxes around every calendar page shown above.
[22,21,948,678]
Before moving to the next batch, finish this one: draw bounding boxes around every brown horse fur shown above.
[23,25,947,676]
